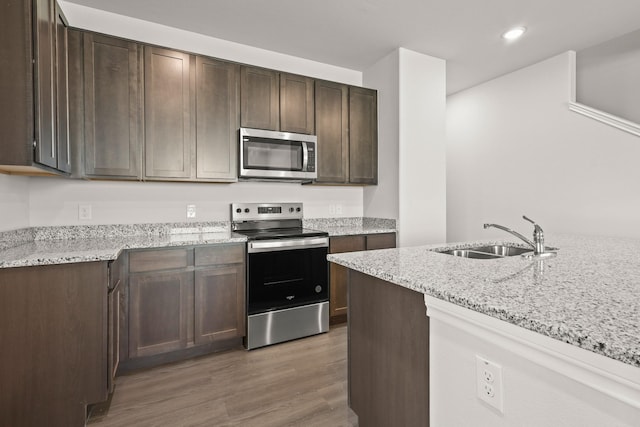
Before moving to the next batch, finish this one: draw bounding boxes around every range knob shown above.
[244,208,250,213]
[296,207,301,212]
[289,207,295,213]
[235,208,241,213]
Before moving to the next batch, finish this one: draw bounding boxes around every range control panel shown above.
[230,202,303,222]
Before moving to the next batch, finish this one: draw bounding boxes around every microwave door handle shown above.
[302,142,309,171]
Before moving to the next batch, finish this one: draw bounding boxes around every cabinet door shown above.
[144,47,195,179]
[196,56,239,181]
[329,235,366,322]
[54,3,70,173]
[349,86,378,184]
[315,80,348,183]
[84,34,142,178]
[0,262,108,426]
[33,0,56,168]
[129,270,192,358]
[194,264,245,344]
[366,233,396,250]
[280,73,314,134]
[240,66,279,131]
[107,274,122,393]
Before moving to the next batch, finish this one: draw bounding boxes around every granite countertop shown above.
[0,217,397,269]
[328,233,640,368]
[304,217,396,237]
[0,227,246,269]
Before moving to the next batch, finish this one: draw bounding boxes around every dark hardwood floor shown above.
[89,324,355,426]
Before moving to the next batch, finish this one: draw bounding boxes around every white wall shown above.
[577,28,640,124]
[398,49,446,246]
[59,1,361,86]
[27,178,363,226]
[2,2,367,229]
[363,48,446,247]
[0,174,30,232]
[362,50,400,222]
[447,51,640,242]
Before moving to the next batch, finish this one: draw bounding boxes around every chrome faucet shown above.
[484,215,545,255]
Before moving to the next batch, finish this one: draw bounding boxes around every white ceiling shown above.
[65,0,640,94]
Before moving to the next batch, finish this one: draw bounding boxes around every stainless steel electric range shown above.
[231,202,329,350]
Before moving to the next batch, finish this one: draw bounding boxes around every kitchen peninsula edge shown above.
[328,233,640,426]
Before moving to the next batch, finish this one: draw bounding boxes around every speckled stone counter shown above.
[0,217,395,269]
[0,222,246,269]
[304,217,396,236]
[328,233,640,368]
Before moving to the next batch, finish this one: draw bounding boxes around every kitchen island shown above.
[328,233,640,427]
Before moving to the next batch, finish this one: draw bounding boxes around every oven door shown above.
[246,237,328,315]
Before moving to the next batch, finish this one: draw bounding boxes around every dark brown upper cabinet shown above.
[0,0,70,175]
[315,84,378,185]
[54,3,71,173]
[195,56,239,181]
[144,46,195,180]
[78,42,380,185]
[240,66,279,131]
[349,86,378,185]
[280,73,314,134]
[240,66,315,134]
[315,80,349,183]
[82,33,142,179]
[33,0,57,169]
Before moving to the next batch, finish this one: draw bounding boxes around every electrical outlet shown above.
[186,204,196,219]
[476,355,504,413]
[335,204,343,215]
[78,204,92,221]
[329,204,336,215]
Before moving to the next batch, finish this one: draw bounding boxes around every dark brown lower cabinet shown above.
[124,244,245,368]
[128,269,192,358]
[329,233,396,324]
[365,232,397,250]
[194,264,245,344]
[0,262,107,427]
[348,269,429,427]
[329,235,365,323]
[107,256,124,394]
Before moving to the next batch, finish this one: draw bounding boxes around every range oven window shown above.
[243,138,303,171]
[247,246,328,315]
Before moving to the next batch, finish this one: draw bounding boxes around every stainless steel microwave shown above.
[239,128,317,181]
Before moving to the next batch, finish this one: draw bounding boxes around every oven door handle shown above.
[248,237,329,253]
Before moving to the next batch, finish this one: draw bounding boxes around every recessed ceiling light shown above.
[502,27,526,41]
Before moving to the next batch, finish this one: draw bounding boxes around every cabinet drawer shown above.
[366,233,396,250]
[195,244,245,266]
[129,248,190,273]
[329,235,366,254]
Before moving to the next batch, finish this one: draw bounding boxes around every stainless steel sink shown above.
[472,245,532,256]
[436,244,534,259]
